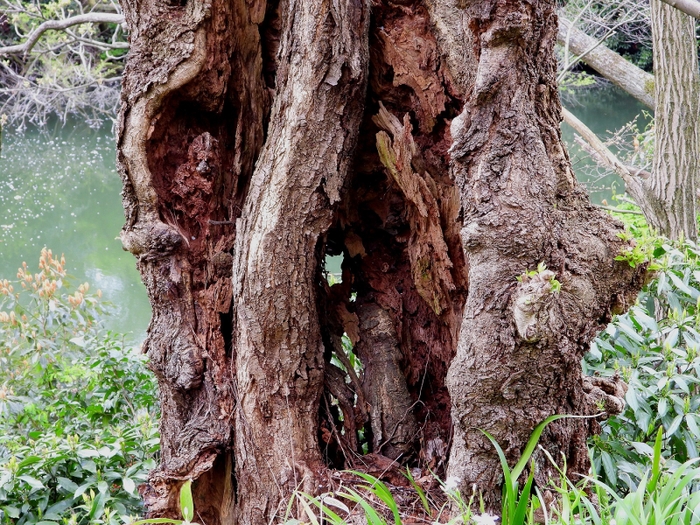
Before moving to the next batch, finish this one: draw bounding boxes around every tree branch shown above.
[561,106,651,208]
[659,0,700,19]
[0,13,125,58]
[558,17,655,110]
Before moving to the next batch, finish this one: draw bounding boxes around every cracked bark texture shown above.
[116,0,644,521]
[648,0,700,240]
[443,0,646,509]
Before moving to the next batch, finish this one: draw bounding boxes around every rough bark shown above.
[117,0,269,519]
[230,0,369,520]
[444,0,646,508]
[557,17,655,110]
[648,0,700,240]
[116,0,645,521]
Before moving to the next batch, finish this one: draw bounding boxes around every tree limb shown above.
[0,13,125,58]
[659,0,700,19]
[561,106,650,208]
[558,17,655,110]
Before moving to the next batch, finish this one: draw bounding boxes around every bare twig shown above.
[0,12,125,57]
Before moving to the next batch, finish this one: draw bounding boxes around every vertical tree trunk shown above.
[230,0,369,520]
[443,0,646,508]
[648,0,700,240]
[116,0,645,521]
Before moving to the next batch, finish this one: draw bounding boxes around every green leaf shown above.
[403,468,430,514]
[347,471,400,525]
[17,456,42,470]
[647,427,663,494]
[180,480,194,521]
[56,476,79,494]
[339,488,387,525]
[44,499,74,519]
[18,475,45,490]
[123,476,136,494]
[512,414,572,481]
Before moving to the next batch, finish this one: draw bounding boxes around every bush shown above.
[586,235,700,493]
[0,248,159,524]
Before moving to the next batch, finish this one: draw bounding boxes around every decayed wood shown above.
[444,0,646,507]
[557,17,655,110]
[117,0,269,520]
[115,0,649,520]
[230,0,369,520]
[329,0,468,473]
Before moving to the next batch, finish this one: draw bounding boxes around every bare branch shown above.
[561,106,649,200]
[0,12,125,57]
[659,0,700,19]
[558,17,655,110]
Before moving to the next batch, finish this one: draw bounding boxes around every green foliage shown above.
[481,415,580,525]
[0,249,159,524]
[586,428,700,525]
[586,236,700,492]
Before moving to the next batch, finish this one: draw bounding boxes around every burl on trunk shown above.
[116,0,645,522]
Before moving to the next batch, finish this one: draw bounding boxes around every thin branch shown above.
[0,12,125,57]
[597,205,645,216]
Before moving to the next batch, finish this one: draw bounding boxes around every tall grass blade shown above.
[404,468,430,514]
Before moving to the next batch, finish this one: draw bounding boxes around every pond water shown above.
[0,121,151,340]
[0,84,648,341]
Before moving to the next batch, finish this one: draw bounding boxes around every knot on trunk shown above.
[582,373,628,418]
[120,221,183,258]
[512,269,557,342]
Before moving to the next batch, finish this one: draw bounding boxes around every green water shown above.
[561,84,650,203]
[0,84,647,340]
[0,121,151,341]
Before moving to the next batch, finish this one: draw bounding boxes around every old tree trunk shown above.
[116,0,645,521]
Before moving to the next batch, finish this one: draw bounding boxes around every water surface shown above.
[0,121,151,340]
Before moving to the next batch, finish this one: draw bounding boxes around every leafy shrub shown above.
[586,238,700,492]
[0,248,159,524]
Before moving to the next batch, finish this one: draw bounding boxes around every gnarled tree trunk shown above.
[116,0,645,521]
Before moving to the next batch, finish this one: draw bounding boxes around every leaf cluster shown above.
[586,239,700,492]
[0,249,159,524]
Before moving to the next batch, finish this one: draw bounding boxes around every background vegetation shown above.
[0,249,158,524]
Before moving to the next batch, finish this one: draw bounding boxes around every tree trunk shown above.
[443,0,645,508]
[648,0,700,240]
[116,0,645,521]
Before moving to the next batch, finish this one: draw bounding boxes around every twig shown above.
[0,12,125,57]
[597,205,644,216]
